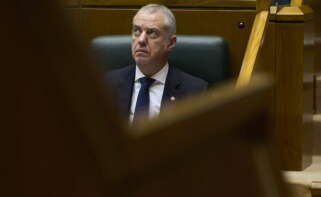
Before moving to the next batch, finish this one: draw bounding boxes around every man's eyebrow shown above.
[133,25,141,29]
[146,27,160,32]
[147,27,158,30]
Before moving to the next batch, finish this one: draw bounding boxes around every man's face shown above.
[131,11,176,70]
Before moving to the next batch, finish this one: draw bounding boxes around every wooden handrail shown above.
[236,11,269,87]
[291,0,302,7]
[257,0,271,11]
[236,0,271,88]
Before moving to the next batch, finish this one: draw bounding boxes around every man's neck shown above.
[137,62,168,77]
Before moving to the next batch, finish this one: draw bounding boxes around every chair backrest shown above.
[91,35,229,85]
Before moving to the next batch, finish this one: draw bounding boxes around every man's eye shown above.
[133,28,141,36]
[147,30,158,38]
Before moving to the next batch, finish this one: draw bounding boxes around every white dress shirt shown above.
[129,64,169,122]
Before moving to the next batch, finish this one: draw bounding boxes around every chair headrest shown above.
[91,35,229,85]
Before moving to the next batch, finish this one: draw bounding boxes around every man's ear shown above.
[167,35,177,51]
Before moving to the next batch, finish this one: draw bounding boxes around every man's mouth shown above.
[135,49,148,54]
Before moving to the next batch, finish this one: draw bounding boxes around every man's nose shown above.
[138,32,147,45]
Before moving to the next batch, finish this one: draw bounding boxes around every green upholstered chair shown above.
[91,35,229,85]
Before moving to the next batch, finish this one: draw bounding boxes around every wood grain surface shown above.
[3,1,127,196]
[256,0,272,12]
[274,21,313,170]
[62,0,80,7]
[80,0,256,8]
[276,5,313,22]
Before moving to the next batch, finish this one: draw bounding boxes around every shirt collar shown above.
[135,63,169,84]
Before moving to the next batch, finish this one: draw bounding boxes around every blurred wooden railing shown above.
[119,76,285,197]
[236,0,271,87]
[291,0,302,6]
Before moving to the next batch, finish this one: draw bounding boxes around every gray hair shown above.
[135,4,176,36]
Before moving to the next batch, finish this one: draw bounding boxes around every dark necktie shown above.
[133,77,155,121]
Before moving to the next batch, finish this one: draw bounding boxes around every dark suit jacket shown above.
[105,65,208,117]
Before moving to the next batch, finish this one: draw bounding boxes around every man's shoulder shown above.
[105,65,135,79]
[171,66,208,89]
[106,65,135,76]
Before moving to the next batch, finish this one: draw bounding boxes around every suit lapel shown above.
[161,66,182,108]
[118,65,135,115]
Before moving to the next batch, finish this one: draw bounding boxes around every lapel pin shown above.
[170,96,176,101]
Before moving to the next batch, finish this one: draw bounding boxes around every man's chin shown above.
[135,58,151,66]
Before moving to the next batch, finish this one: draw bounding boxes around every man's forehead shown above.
[133,11,166,28]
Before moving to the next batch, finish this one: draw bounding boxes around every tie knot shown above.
[139,77,155,88]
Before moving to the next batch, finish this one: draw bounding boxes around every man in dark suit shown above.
[107,4,208,122]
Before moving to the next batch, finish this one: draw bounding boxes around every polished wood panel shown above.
[80,8,256,76]
[80,8,135,42]
[63,0,80,7]
[239,4,316,170]
[65,8,82,34]
[2,1,126,196]
[80,0,256,8]
[256,0,272,11]
[276,5,313,21]
[274,21,313,170]
[316,75,321,113]
[174,9,255,76]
